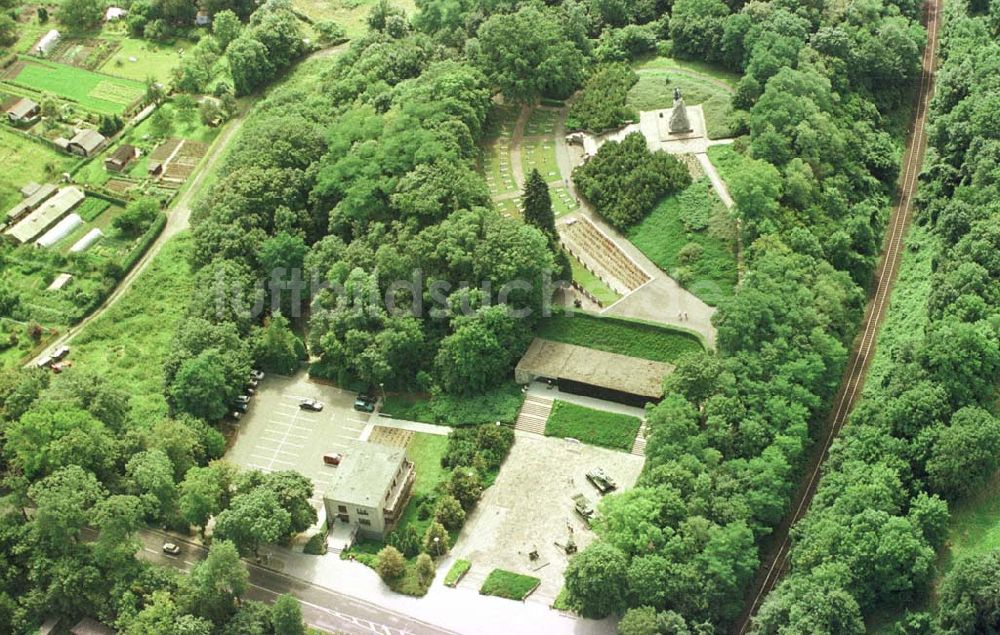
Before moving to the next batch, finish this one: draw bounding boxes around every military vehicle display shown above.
[572,493,595,525]
[586,468,617,494]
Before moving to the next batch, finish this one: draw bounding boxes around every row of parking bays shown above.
[226,372,377,508]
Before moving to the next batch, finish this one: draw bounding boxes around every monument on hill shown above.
[668,86,693,134]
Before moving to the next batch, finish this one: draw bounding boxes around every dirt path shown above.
[28,45,346,367]
[733,0,942,630]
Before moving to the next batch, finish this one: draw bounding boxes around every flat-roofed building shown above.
[323,441,415,540]
[6,187,85,244]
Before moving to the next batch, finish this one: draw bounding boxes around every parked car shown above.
[586,468,617,494]
[51,345,70,360]
[229,410,243,421]
[300,398,324,412]
[323,452,343,466]
[233,402,248,413]
[234,394,251,405]
[354,394,375,413]
[35,355,53,369]
[162,542,181,556]
[249,369,264,381]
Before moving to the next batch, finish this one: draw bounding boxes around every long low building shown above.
[515,338,674,406]
[5,183,57,225]
[6,186,85,245]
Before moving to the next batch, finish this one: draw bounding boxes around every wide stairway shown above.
[515,395,553,434]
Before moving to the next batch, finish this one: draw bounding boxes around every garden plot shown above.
[3,58,144,115]
[161,140,208,186]
[48,38,118,69]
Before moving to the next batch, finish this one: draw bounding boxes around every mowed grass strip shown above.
[536,313,704,363]
[479,569,541,601]
[11,58,144,114]
[544,400,641,451]
[443,559,471,587]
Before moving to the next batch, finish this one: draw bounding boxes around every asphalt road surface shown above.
[137,529,457,635]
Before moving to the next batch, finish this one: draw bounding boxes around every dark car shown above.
[354,394,375,413]
[299,398,324,412]
[323,452,343,466]
[233,402,249,413]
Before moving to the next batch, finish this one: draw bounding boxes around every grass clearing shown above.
[292,0,417,39]
[632,54,741,88]
[536,312,704,363]
[479,569,541,601]
[0,128,78,216]
[68,235,193,422]
[444,559,471,587]
[628,178,738,307]
[569,255,620,307]
[544,400,641,451]
[7,58,145,114]
[382,381,525,427]
[99,37,193,84]
[707,144,752,187]
[627,71,735,139]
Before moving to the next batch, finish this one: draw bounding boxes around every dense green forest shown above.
[753,1,1000,631]
[0,0,995,632]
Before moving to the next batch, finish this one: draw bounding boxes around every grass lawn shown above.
[99,36,194,84]
[68,235,194,422]
[633,54,741,88]
[494,197,520,219]
[0,128,78,217]
[479,569,541,601]
[628,178,738,307]
[382,381,525,427]
[627,71,735,139]
[7,58,145,114]
[535,312,704,363]
[443,559,471,587]
[521,138,560,182]
[293,0,417,39]
[544,400,641,451]
[570,254,620,307]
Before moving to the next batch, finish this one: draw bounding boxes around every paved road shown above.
[733,0,941,630]
[137,529,456,635]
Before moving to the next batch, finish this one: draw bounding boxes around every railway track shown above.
[733,0,942,631]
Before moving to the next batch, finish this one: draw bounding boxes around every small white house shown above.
[34,30,60,57]
[105,7,127,21]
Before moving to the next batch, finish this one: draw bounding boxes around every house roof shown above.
[5,97,38,119]
[69,129,106,152]
[325,442,407,508]
[107,144,136,164]
[5,183,57,223]
[516,338,674,399]
[6,186,85,244]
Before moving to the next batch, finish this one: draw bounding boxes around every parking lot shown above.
[450,431,644,605]
[226,372,373,511]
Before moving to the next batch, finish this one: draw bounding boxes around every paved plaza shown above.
[450,431,644,605]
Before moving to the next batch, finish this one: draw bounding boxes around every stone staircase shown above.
[515,395,553,434]
[630,422,648,457]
